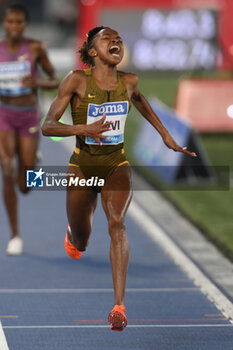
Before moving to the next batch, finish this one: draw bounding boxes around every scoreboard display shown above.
[101,8,218,71]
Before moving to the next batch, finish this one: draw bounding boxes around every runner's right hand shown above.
[83,114,112,145]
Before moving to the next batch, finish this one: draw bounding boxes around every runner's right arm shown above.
[42,70,111,143]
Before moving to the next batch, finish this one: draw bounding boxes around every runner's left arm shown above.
[124,73,196,157]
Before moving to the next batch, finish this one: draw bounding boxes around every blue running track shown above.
[0,136,232,350]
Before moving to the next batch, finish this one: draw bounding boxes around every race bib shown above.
[85,101,129,145]
[0,61,31,96]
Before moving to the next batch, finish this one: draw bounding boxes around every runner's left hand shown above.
[163,134,197,157]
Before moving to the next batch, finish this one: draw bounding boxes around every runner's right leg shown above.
[0,131,18,239]
[17,135,38,193]
[66,166,98,253]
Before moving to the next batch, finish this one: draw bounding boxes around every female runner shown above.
[42,26,196,331]
[0,4,59,255]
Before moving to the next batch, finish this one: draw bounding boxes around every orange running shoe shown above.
[108,305,127,331]
[64,226,82,260]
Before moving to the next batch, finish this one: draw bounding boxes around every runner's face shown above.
[3,11,27,40]
[93,29,124,65]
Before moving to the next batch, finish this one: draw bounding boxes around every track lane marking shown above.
[0,287,198,293]
[0,321,10,350]
[73,317,227,323]
[3,324,233,329]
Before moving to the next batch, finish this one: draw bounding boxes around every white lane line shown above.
[0,287,198,293]
[128,201,233,323]
[0,321,10,350]
[3,324,233,329]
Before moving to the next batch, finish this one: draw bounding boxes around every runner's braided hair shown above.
[79,26,109,67]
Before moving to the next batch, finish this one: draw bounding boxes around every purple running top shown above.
[0,37,38,96]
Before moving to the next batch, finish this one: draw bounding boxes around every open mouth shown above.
[109,46,120,57]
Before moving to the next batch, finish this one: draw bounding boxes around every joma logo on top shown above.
[90,102,127,117]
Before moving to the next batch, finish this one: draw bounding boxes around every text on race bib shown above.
[85,101,129,145]
[0,61,31,96]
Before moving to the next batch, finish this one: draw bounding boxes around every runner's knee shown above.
[0,158,15,183]
[108,214,126,241]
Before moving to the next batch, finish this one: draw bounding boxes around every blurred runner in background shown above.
[0,3,59,255]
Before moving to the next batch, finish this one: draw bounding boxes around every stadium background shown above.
[0,0,233,259]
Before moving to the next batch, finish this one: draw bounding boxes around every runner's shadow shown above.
[22,253,111,271]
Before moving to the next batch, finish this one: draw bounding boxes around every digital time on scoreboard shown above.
[102,8,218,71]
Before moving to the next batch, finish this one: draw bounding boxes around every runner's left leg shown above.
[101,165,132,306]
